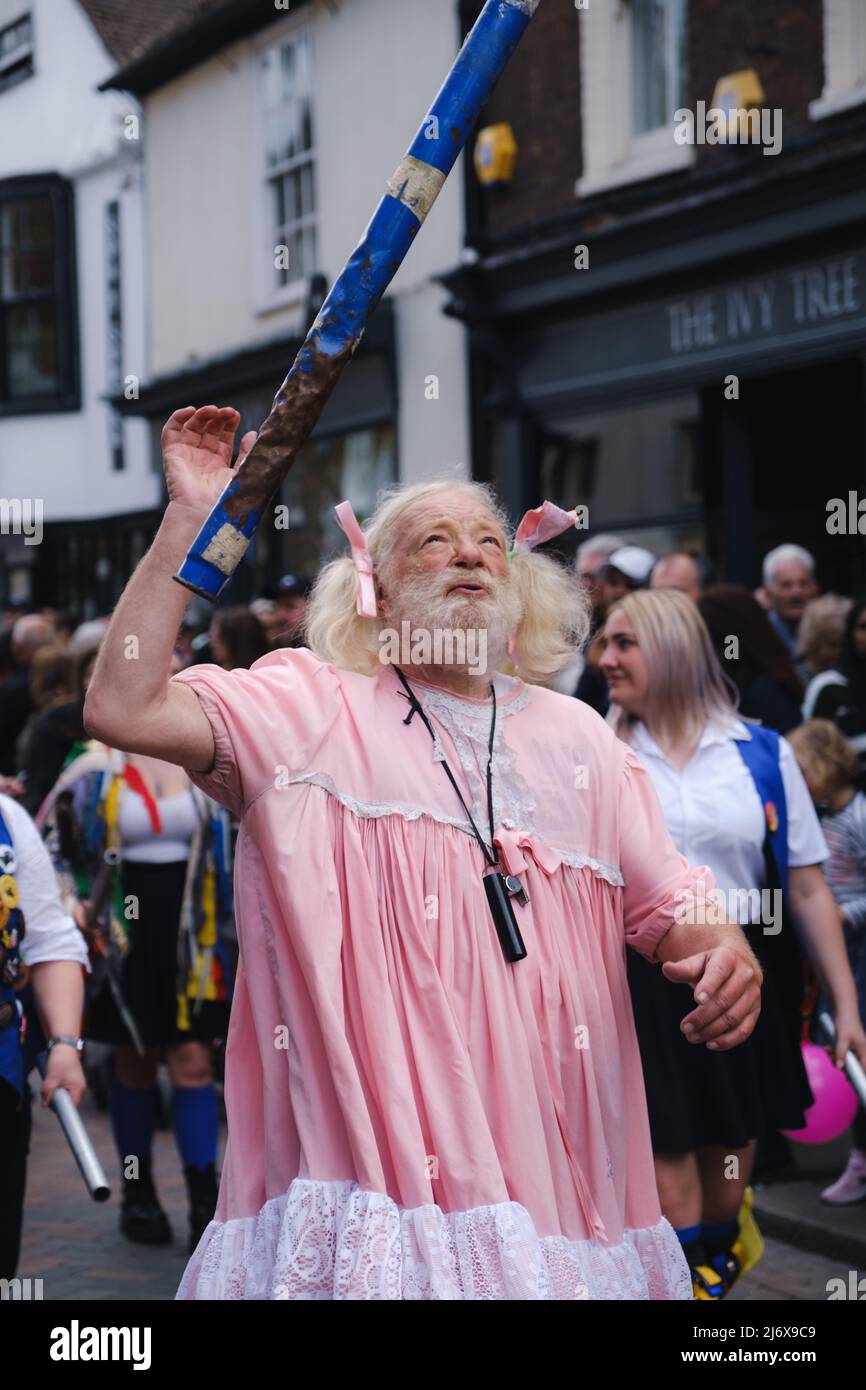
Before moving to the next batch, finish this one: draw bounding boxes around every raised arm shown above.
[83,406,256,773]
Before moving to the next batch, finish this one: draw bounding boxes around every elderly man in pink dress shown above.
[83,406,762,1301]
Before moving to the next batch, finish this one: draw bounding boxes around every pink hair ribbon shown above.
[334,500,377,618]
[512,500,581,555]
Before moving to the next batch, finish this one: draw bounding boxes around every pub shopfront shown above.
[445,167,866,593]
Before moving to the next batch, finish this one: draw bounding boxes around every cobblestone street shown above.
[18,1080,203,1301]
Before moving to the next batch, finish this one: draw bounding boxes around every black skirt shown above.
[628,921,814,1152]
[86,859,230,1048]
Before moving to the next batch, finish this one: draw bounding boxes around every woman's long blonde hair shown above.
[606,588,738,747]
[305,479,590,684]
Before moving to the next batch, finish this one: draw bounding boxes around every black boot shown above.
[184,1163,219,1254]
[119,1159,172,1245]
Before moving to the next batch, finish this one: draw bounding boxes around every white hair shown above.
[763,543,815,587]
[576,533,624,564]
[69,618,109,653]
[305,478,590,684]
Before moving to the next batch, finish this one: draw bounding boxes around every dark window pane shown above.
[301,163,315,215]
[630,0,685,135]
[2,247,52,295]
[289,168,301,221]
[273,175,285,229]
[0,197,50,250]
[23,199,52,245]
[7,301,58,396]
[24,249,53,290]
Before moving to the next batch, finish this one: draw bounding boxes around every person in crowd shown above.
[54,612,78,646]
[81,402,766,1302]
[14,644,99,821]
[39,610,77,646]
[599,588,866,1298]
[274,573,313,647]
[801,597,866,783]
[552,534,623,698]
[651,552,716,603]
[207,607,269,672]
[68,618,109,656]
[0,790,88,1277]
[38,650,237,1253]
[697,584,804,735]
[573,544,656,716]
[800,595,855,719]
[788,720,866,1205]
[576,534,625,608]
[0,615,55,775]
[760,544,819,685]
[175,601,210,668]
[598,545,656,607]
[249,598,283,647]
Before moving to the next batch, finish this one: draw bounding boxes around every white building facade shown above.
[0,0,155,616]
[105,0,471,596]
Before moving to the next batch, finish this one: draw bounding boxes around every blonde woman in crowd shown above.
[599,588,866,1298]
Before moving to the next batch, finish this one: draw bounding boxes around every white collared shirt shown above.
[0,794,90,971]
[628,717,828,912]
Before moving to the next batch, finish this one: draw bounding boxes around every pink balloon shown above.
[781,1041,859,1145]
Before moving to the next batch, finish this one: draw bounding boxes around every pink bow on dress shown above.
[334,501,378,618]
[512,500,582,554]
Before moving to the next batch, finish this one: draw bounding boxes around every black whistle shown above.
[484,872,527,963]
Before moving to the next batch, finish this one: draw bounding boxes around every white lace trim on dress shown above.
[276,771,624,887]
[176,1177,693,1300]
[413,681,537,837]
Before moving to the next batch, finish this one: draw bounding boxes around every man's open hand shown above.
[162,405,257,514]
[662,945,762,1051]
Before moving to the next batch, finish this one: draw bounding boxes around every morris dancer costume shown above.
[38,744,236,1038]
[167,503,719,1300]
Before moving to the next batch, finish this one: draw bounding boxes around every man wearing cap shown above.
[573,545,656,717]
[598,545,656,604]
[83,405,762,1301]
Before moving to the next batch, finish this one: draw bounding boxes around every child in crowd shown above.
[789,720,866,1204]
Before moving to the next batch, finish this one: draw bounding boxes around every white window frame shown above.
[252,16,318,316]
[0,11,34,91]
[809,0,866,121]
[576,0,693,199]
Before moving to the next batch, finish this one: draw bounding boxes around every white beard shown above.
[381,567,523,675]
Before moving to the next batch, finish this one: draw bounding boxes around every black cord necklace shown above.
[393,666,528,963]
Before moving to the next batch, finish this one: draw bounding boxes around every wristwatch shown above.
[47,1036,84,1053]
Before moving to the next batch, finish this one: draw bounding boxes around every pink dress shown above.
[170,649,712,1300]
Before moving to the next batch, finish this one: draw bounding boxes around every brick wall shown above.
[473,0,829,242]
[688,0,824,158]
[470,0,581,240]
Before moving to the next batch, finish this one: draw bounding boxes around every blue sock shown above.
[702,1217,739,1255]
[172,1084,219,1169]
[675,1222,704,1263]
[109,1078,155,1175]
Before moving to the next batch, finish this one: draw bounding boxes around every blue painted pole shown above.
[174,0,542,601]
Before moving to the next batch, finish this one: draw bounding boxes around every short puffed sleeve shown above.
[170,648,344,819]
[617,744,718,961]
